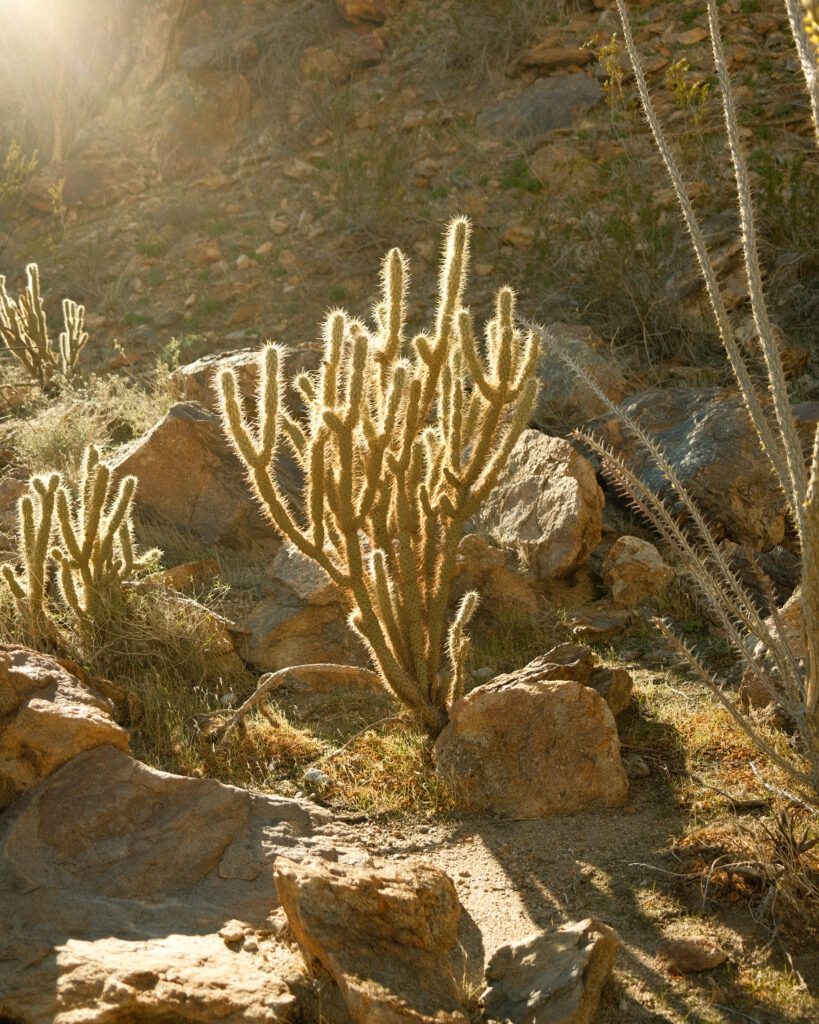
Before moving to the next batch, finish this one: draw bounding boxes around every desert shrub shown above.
[540,0,819,800]
[220,219,538,738]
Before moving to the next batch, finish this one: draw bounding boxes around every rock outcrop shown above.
[0,743,363,1024]
[481,430,604,579]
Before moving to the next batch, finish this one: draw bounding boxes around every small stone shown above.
[255,240,274,256]
[656,937,729,974]
[236,254,254,271]
[219,920,246,945]
[303,767,332,792]
[623,754,650,779]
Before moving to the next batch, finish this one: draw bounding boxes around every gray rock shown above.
[477,75,602,150]
[483,918,619,1024]
[584,387,788,551]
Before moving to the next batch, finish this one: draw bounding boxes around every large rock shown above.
[434,664,628,817]
[602,535,674,608]
[481,430,604,579]
[0,744,364,1023]
[112,402,298,548]
[236,542,368,673]
[452,533,541,618]
[527,642,633,717]
[275,856,468,1024]
[533,322,627,429]
[0,646,128,811]
[484,919,620,1024]
[477,74,602,150]
[585,388,788,550]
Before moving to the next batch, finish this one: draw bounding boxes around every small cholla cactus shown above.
[52,445,154,620]
[0,263,88,391]
[1,445,156,635]
[1,473,60,638]
[219,219,539,737]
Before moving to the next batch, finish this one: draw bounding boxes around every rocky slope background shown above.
[0,1,818,1022]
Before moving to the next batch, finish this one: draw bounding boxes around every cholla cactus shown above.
[51,445,151,620]
[0,473,60,637]
[220,219,538,736]
[0,263,88,391]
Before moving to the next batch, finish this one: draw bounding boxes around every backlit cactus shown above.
[219,219,538,735]
[0,263,88,391]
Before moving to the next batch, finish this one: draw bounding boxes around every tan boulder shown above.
[602,535,674,608]
[481,429,604,579]
[0,646,128,811]
[484,918,620,1024]
[112,402,296,548]
[434,667,628,817]
[275,856,468,1024]
[452,533,541,618]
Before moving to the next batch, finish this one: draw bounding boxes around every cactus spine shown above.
[0,263,88,391]
[219,219,538,736]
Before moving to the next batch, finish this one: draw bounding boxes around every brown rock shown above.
[484,918,620,1024]
[23,159,139,211]
[656,936,728,974]
[434,670,628,817]
[0,744,363,1023]
[588,666,633,717]
[236,542,368,673]
[481,430,604,579]
[112,402,297,548]
[517,43,593,73]
[452,534,541,619]
[183,239,223,265]
[586,388,788,550]
[0,646,128,811]
[602,535,674,608]
[275,856,468,1023]
[335,0,397,25]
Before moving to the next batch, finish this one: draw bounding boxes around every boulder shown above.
[602,535,674,608]
[477,74,602,151]
[169,345,323,416]
[533,322,627,429]
[483,918,619,1024]
[275,856,468,1024]
[0,744,364,1023]
[585,388,788,550]
[235,542,368,673]
[112,402,298,548]
[0,646,128,812]
[434,666,628,817]
[481,430,604,579]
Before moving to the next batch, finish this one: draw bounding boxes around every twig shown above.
[217,663,381,747]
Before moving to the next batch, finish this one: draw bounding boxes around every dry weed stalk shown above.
[534,0,819,799]
[0,263,88,392]
[220,219,538,737]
